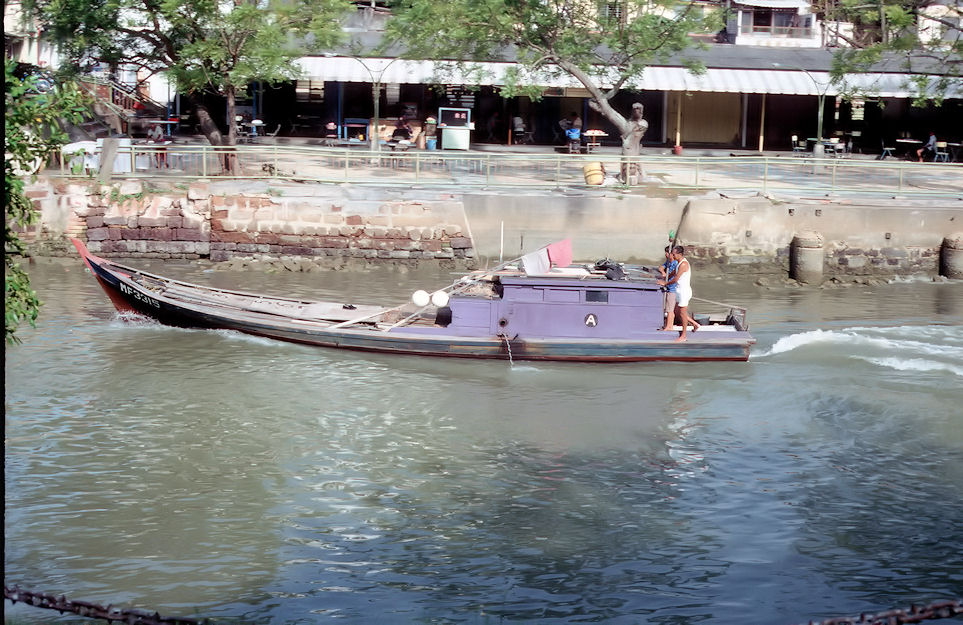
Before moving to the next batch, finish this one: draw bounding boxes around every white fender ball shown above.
[431,290,450,307]
[412,290,430,307]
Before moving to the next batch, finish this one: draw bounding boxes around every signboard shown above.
[851,98,865,121]
[438,107,471,127]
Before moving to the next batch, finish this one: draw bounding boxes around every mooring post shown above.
[790,231,824,284]
[940,233,963,279]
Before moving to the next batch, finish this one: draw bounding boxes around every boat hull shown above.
[73,240,753,362]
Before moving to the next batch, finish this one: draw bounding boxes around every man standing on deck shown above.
[658,246,700,342]
[658,246,678,331]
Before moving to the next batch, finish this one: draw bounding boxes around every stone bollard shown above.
[790,231,824,284]
[940,233,963,279]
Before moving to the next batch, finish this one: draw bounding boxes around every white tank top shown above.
[677,259,692,292]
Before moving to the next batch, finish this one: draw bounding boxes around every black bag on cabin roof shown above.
[594,259,626,280]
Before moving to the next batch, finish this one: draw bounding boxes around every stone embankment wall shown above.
[19,177,963,278]
[463,192,962,277]
[21,180,475,267]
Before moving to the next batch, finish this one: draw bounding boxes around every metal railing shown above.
[52,144,963,197]
[745,25,814,38]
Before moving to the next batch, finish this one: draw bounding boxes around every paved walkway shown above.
[96,132,962,198]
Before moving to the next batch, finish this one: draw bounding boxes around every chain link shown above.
[6,584,959,624]
[4,586,212,624]
[799,599,962,625]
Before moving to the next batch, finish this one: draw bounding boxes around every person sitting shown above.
[566,126,581,153]
[512,116,531,144]
[917,132,937,162]
[147,122,164,142]
[147,123,167,168]
[386,119,413,152]
[391,119,412,142]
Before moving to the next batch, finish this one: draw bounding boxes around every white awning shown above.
[630,67,835,95]
[296,57,959,99]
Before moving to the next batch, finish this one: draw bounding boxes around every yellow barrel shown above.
[583,162,604,185]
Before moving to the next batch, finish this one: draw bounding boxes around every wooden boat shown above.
[72,238,755,362]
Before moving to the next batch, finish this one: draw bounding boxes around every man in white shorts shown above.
[659,246,700,342]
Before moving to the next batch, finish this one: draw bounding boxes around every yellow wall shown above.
[667,92,743,145]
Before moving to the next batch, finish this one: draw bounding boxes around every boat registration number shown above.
[120,282,160,308]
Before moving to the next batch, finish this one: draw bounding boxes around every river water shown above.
[5,258,962,624]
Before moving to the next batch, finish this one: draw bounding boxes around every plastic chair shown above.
[934,141,949,162]
[878,140,894,160]
[824,137,839,158]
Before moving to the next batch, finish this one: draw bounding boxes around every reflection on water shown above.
[5,259,963,623]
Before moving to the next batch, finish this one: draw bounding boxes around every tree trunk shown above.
[193,102,224,146]
[189,91,237,174]
[223,84,238,174]
[556,58,648,183]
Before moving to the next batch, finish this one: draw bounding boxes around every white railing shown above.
[52,144,963,197]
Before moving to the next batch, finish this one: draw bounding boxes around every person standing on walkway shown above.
[486,112,499,142]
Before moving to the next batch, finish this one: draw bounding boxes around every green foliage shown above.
[385,0,711,130]
[4,64,87,343]
[31,0,349,145]
[828,0,961,105]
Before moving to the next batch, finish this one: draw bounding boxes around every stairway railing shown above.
[81,76,167,117]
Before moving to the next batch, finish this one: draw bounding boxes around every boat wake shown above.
[754,325,963,377]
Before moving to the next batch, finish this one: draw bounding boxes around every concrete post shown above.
[940,233,963,279]
[790,231,824,284]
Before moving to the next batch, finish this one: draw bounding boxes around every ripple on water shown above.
[5,262,963,623]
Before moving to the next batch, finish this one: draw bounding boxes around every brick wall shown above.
[21,180,476,265]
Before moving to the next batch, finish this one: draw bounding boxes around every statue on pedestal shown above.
[620,103,648,184]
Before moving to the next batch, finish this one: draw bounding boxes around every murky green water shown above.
[5,258,962,623]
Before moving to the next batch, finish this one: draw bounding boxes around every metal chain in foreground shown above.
[5,585,959,624]
[4,585,212,624]
[799,599,962,625]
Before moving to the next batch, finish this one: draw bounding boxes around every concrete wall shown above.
[463,191,963,275]
[19,178,963,277]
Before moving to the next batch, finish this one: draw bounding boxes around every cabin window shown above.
[505,287,543,302]
[585,290,609,303]
[608,291,641,305]
[544,289,579,303]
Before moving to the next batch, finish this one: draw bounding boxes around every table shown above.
[342,118,369,141]
[243,120,265,142]
[584,129,607,152]
[141,140,173,168]
[806,138,842,157]
[146,120,178,137]
[895,138,922,159]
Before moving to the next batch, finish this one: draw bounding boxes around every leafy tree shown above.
[385,0,715,161]
[32,0,349,160]
[826,0,961,105]
[5,64,88,343]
